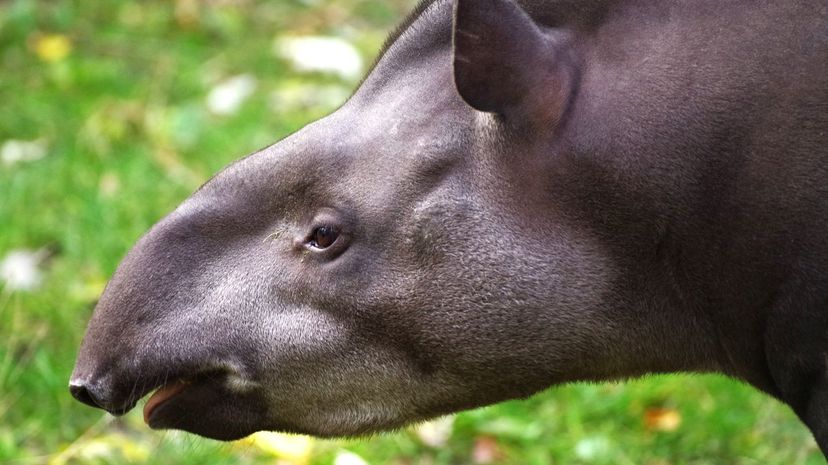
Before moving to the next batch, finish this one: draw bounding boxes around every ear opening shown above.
[452,0,576,126]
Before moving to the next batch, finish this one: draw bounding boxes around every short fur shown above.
[71,0,828,455]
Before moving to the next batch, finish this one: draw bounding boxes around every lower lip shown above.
[143,381,189,425]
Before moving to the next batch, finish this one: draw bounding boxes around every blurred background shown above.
[0,1,824,464]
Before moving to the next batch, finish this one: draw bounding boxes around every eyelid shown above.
[299,212,351,258]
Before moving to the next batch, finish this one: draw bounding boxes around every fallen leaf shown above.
[237,432,313,465]
[644,407,682,432]
[33,34,72,62]
[414,415,454,447]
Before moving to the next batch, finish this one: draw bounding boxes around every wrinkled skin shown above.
[71,0,828,454]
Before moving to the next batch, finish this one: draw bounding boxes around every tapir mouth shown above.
[141,370,233,427]
[72,355,263,439]
[131,366,266,440]
[143,379,192,425]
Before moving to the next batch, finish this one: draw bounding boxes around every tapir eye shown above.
[308,225,340,250]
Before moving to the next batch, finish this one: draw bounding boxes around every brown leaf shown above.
[643,407,682,432]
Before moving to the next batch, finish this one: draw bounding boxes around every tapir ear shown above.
[452,0,573,124]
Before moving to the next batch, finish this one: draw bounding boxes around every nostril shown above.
[69,382,101,409]
[69,379,137,416]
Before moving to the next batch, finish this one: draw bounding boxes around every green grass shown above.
[0,1,824,464]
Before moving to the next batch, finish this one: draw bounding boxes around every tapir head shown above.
[71,0,711,440]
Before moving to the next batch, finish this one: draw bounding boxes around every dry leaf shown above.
[644,407,682,432]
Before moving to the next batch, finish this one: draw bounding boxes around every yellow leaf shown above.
[237,432,314,464]
[34,34,72,62]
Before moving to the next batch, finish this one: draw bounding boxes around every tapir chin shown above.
[70,0,828,455]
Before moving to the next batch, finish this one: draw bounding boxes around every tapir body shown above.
[71,0,828,455]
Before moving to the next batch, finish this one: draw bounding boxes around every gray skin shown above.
[70,0,828,453]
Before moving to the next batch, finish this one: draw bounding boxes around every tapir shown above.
[70,0,828,455]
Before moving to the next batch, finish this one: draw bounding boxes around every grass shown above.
[0,1,824,464]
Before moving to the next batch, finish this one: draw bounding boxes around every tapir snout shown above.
[70,194,275,438]
[72,0,828,454]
